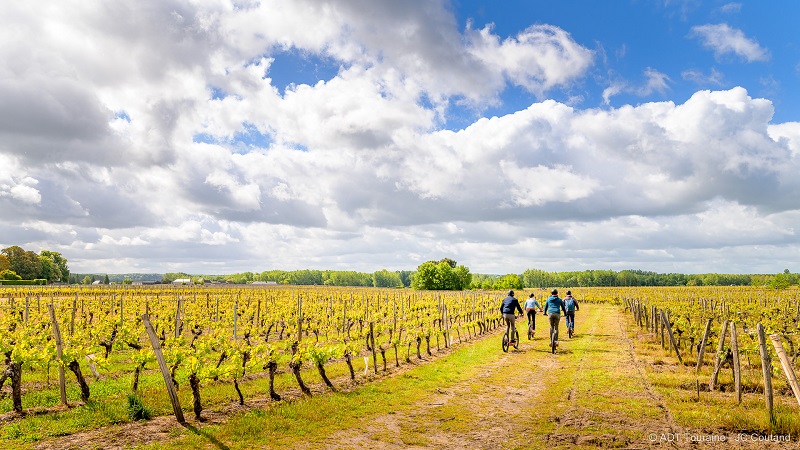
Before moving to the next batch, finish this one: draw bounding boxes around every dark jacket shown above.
[500,296,523,315]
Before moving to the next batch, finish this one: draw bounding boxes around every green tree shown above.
[0,254,9,272]
[1,246,41,280]
[397,270,414,287]
[82,275,93,285]
[373,269,403,287]
[38,256,61,282]
[40,250,69,282]
[411,261,438,290]
[767,272,791,290]
[493,273,523,290]
[411,258,471,290]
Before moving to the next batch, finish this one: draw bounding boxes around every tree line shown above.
[0,246,69,283]
[4,245,796,290]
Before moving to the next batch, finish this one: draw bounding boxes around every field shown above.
[1,285,799,449]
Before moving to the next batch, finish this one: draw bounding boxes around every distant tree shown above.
[39,256,61,282]
[0,254,9,272]
[40,250,69,282]
[1,246,41,280]
[411,261,438,290]
[373,269,403,288]
[104,274,110,285]
[122,276,132,285]
[411,258,471,290]
[493,274,523,290]
[397,270,414,287]
[82,275,93,285]
[767,271,791,290]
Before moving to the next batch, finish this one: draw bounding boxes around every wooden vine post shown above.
[756,324,775,427]
[769,334,800,406]
[47,304,67,406]
[695,318,713,373]
[730,322,742,404]
[709,320,729,391]
[70,292,78,336]
[142,313,185,423]
[660,310,683,364]
[370,321,377,375]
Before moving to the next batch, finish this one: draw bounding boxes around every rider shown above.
[544,289,567,348]
[564,290,579,334]
[499,290,524,341]
[524,293,543,332]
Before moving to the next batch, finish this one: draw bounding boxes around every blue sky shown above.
[2,0,800,275]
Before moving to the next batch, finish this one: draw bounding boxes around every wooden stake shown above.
[142,314,185,423]
[710,320,729,391]
[731,322,742,404]
[661,310,683,364]
[770,334,800,407]
[696,318,713,373]
[756,324,775,427]
[47,304,67,405]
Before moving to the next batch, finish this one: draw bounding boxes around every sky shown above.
[2,0,800,276]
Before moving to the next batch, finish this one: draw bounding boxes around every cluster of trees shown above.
[517,268,794,288]
[0,246,69,282]
[197,269,415,288]
[410,258,472,290]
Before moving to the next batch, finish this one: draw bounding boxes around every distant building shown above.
[91,280,102,285]
[172,278,193,285]
[251,281,278,285]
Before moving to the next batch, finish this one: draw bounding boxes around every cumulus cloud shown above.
[0,155,41,205]
[1,1,799,274]
[690,23,770,62]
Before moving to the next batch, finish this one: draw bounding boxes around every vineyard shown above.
[1,285,799,448]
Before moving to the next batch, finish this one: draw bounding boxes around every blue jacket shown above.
[544,295,566,315]
[499,296,523,315]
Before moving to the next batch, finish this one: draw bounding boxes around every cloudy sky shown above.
[2,0,800,276]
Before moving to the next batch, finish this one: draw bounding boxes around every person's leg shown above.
[550,314,560,343]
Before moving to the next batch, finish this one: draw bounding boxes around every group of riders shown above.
[499,288,579,353]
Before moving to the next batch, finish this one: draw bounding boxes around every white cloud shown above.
[682,67,724,86]
[690,23,770,62]
[467,24,594,97]
[2,1,799,275]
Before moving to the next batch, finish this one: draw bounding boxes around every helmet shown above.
[508,290,515,297]
[551,289,558,295]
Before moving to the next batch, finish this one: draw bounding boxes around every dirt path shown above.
[320,304,688,449]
